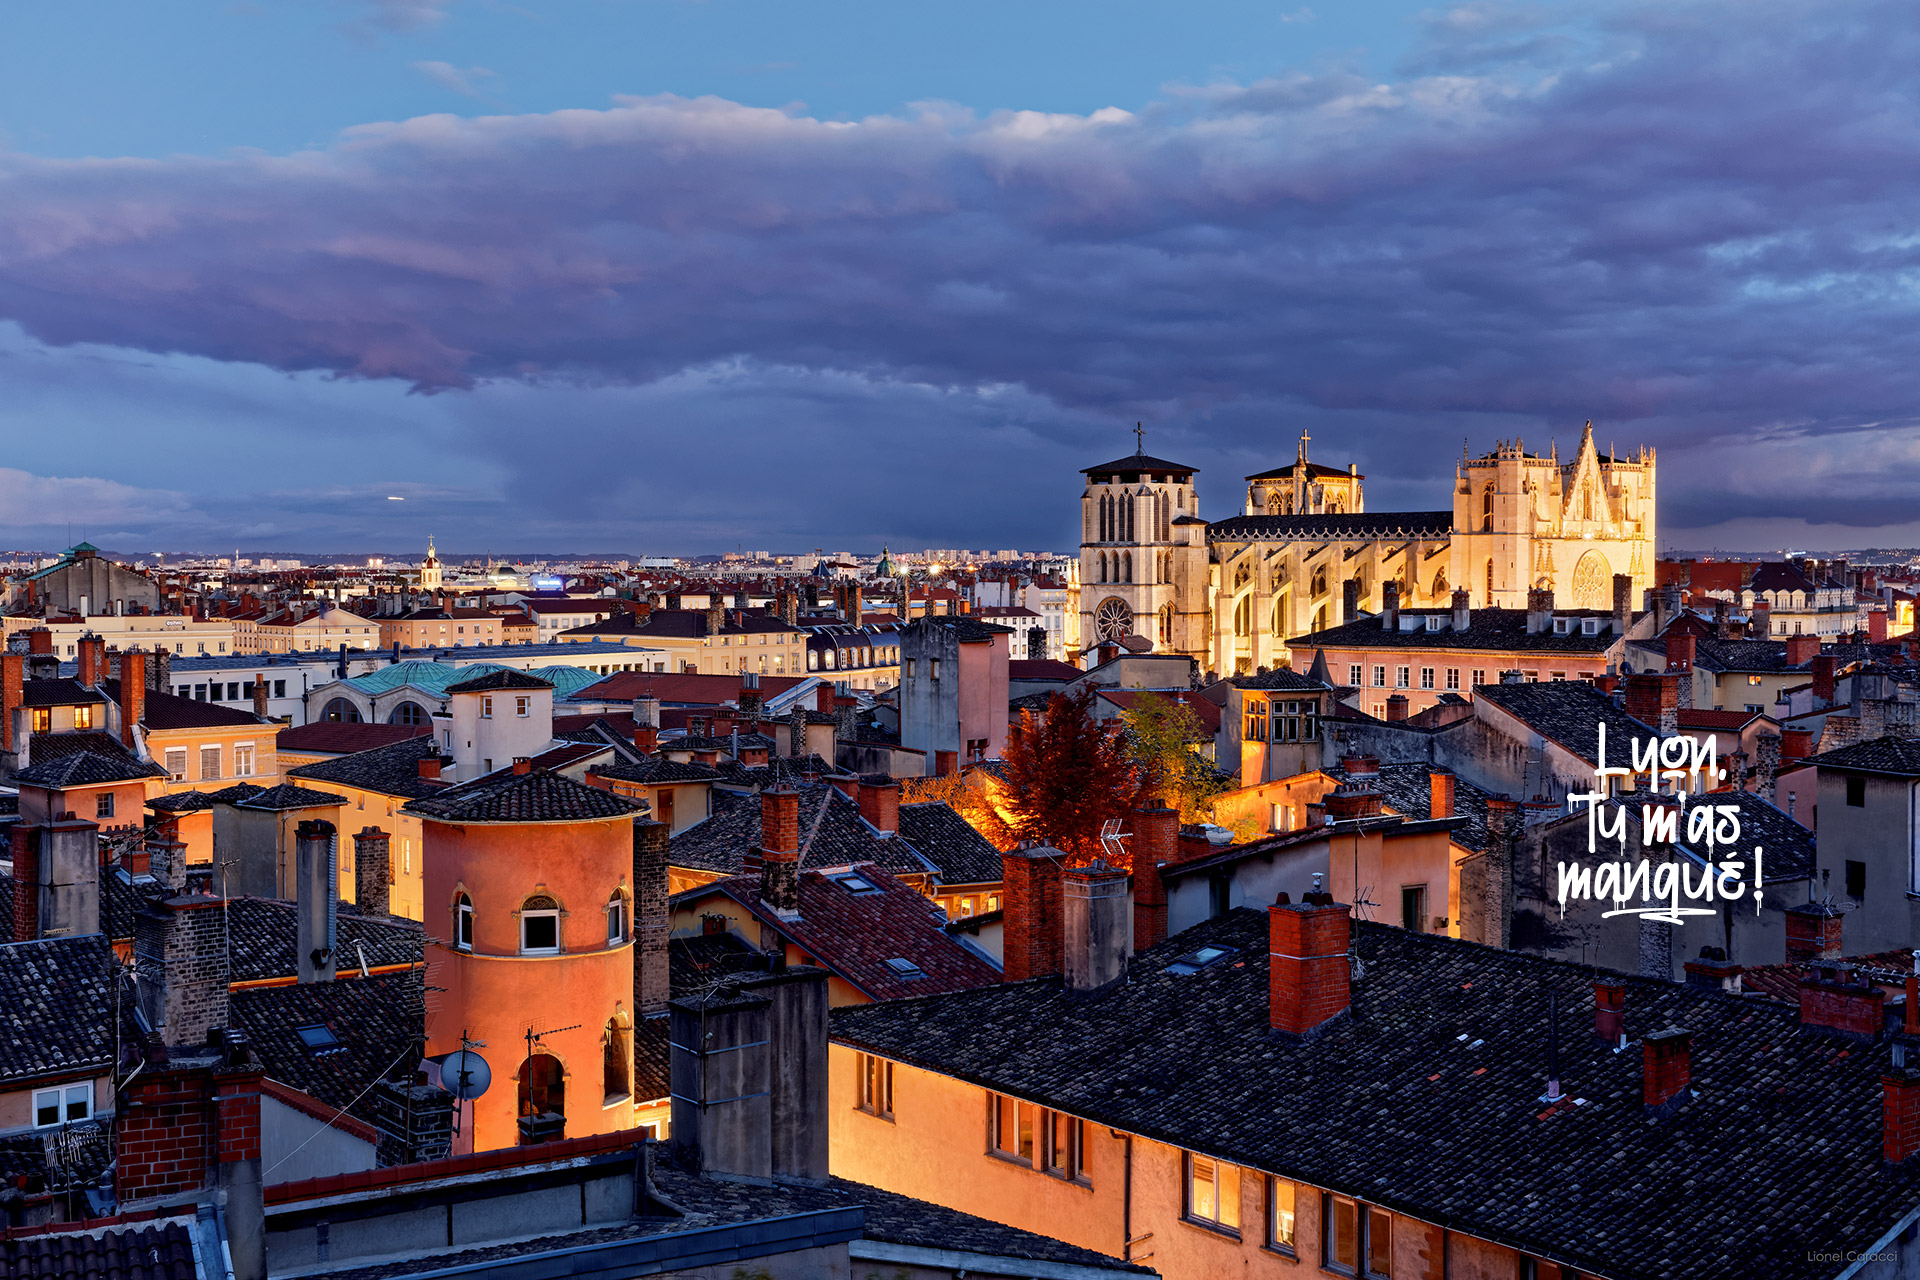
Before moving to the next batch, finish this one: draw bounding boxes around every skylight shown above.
[885,958,926,979]
[294,1024,342,1054]
[1166,945,1234,975]
[833,873,882,895]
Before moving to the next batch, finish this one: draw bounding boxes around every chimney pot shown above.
[1269,895,1351,1037]
[1785,902,1843,963]
[1885,1070,1920,1164]
[1130,805,1176,952]
[1428,767,1455,820]
[1002,846,1066,982]
[1594,979,1627,1046]
[1063,860,1130,994]
[856,777,900,834]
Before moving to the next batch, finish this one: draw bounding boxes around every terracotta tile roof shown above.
[13,747,166,788]
[1471,680,1658,767]
[566,671,809,706]
[684,865,1001,1001]
[234,783,348,812]
[145,790,216,813]
[1741,949,1917,1004]
[0,1219,197,1280]
[403,767,645,824]
[1006,659,1084,682]
[219,898,425,983]
[590,757,721,785]
[1805,735,1920,777]
[276,722,430,756]
[231,970,424,1130]
[832,910,1920,1280]
[668,785,933,880]
[896,802,1005,885]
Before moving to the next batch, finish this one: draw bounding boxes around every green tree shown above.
[1120,691,1228,825]
[1000,685,1142,863]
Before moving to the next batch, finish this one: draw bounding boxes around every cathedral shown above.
[1078,425,1656,676]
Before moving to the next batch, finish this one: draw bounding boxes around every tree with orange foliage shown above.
[1000,685,1142,864]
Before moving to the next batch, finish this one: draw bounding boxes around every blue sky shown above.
[3,0,1918,557]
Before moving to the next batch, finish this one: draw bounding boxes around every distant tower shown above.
[1077,429,1208,663]
[412,767,647,1153]
[421,536,443,592]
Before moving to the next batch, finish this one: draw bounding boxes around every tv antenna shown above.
[1098,819,1130,864]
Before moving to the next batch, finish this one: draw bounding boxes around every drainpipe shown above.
[1113,1128,1134,1262]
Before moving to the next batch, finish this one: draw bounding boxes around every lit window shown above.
[855,1053,893,1119]
[1184,1152,1241,1235]
[32,1084,91,1128]
[74,705,94,729]
[30,708,49,734]
[1267,1177,1297,1255]
[1323,1194,1394,1278]
[1045,1109,1087,1182]
[520,895,561,954]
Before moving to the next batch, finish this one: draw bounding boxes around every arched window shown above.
[1099,493,1111,541]
[455,892,474,951]
[1310,566,1327,597]
[520,894,561,955]
[387,700,427,726]
[606,890,628,946]
[517,1053,565,1143]
[1125,494,1135,542]
[603,1009,632,1102]
[1267,490,1283,515]
[1235,595,1252,637]
[1485,559,1495,604]
[1124,553,1133,584]
[1158,604,1173,645]
[322,698,362,723]
[1432,571,1448,600]
[1481,486,1494,531]
[1160,491,1171,541]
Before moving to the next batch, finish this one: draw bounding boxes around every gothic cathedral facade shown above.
[1078,426,1656,677]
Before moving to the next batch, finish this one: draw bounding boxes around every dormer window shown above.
[1425,615,1443,631]
[1554,618,1571,635]
[1582,618,1600,636]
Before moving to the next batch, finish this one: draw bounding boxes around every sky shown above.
[2,0,1919,557]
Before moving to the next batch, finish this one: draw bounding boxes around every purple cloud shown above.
[5,0,1920,543]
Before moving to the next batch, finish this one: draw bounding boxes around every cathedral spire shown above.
[1134,422,1145,456]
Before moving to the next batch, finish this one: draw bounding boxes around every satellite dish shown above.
[438,1048,492,1101]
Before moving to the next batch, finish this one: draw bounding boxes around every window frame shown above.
[1265,1175,1298,1257]
[95,792,115,820]
[1182,1150,1242,1237]
[455,893,475,950]
[855,1052,894,1120]
[32,1083,91,1128]
[606,891,628,945]
[1323,1193,1395,1278]
[519,899,561,954]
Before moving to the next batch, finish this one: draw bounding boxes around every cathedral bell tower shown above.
[1077,429,1209,664]
[421,536,443,592]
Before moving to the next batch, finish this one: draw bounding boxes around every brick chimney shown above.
[1642,1027,1692,1114]
[251,675,268,719]
[856,777,899,834]
[353,827,391,917]
[1785,902,1843,963]
[1665,631,1695,672]
[1340,753,1379,777]
[1063,861,1130,995]
[1750,598,1771,637]
[1525,588,1554,635]
[1381,580,1400,631]
[633,819,671,1016]
[1798,966,1885,1039]
[1682,948,1742,994]
[1812,654,1837,704]
[1451,587,1470,632]
[1624,672,1679,735]
[10,825,38,941]
[1384,693,1408,722]
[1869,609,1889,643]
[1594,979,1626,1047]
[121,648,147,748]
[77,633,106,687]
[815,682,834,715]
[1003,846,1065,982]
[1428,767,1455,820]
[706,599,725,637]
[760,787,800,859]
[25,627,52,656]
[1130,804,1176,952]
[1324,781,1383,821]
[1343,578,1361,625]
[934,749,958,776]
[1612,573,1633,635]
[1269,891,1350,1038]
[1884,1070,1920,1163]
[133,893,230,1051]
[1779,728,1813,768]
[1785,633,1819,667]
[0,651,21,759]
[417,755,442,780]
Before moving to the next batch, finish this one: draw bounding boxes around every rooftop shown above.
[403,766,645,824]
[1289,607,1626,654]
[1470,679,1658,768]
[832,909,1920,1280]
[276,722,431,756]
[1210,510,1453,543]
[0,934,117,1086]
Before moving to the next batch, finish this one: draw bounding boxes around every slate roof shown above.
[1677,708,1768,731]
[1332,762,1494,853]
[403,767,645,824]
[27,731,143,767]
[230,970,423,1129]
[1081,451,1197,476]
[276,722,430,756]
[897,802,1006,885]
[678,865,1001,1001]
[1805,735,1920,777]
[1687,637,1804,673]
[1471,680,1658,768]
[711,753,845,789]
[831,909,1920,1280]
[0,1219,198,1280]
[673,732,778,752]
[0,935,116,1085]
[19,679,106,708]
[668,784,934,880]
[12,747,166,788]
[1245,458,1355,480]
[103,679,262,730]
[146,790,216,813]
[1289,608,1622,654]
[220,897,426,984]
[1209,510,1453,542]
[234,783,348,812]
[203,781,266,804]
[668,931,763,996]
[288,735,451,800]
[1230,667,1329,691]
[443,667,554,694]
[590,757,721,786]
[1608,789,1817,883]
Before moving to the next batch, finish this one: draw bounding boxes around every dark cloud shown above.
[4,0,1920,550]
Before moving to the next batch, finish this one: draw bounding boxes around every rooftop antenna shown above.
[1098,818,1130,865]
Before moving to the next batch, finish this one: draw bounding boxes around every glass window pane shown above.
[1049,1111,1068,1170]
[1332,1196,1359,1269]
[35,1094,58,1127]
[996,1096,1016,1153]
[1271,1179,1296,1247]
[1190,1155,1216,1220]
[1368,1207,1392,1276]
[1017,1103,1033,1161]
[1219,1161,1240,1229]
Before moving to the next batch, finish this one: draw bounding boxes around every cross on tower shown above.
[1298,429,1311,464]
[1134,422,1145,455]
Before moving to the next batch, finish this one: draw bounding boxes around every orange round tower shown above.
[409,762,645,1154]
